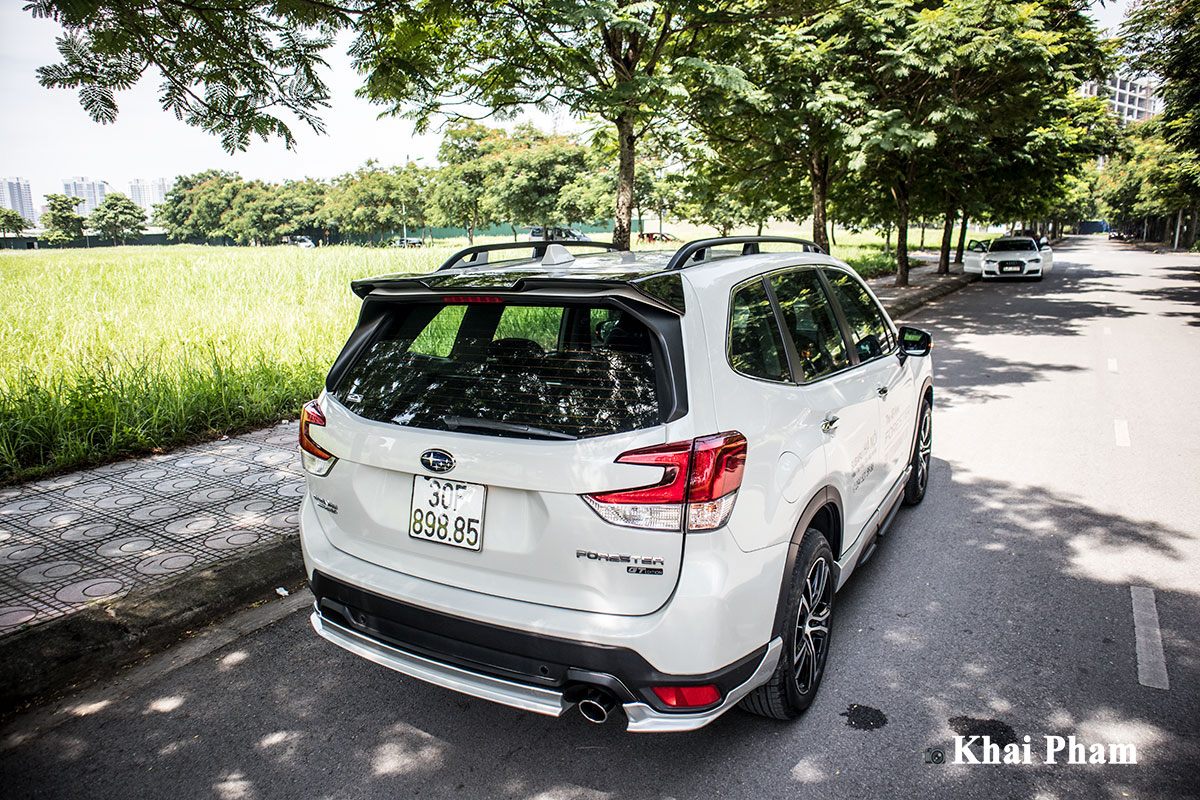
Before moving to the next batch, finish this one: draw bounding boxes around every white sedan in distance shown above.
[964,236,1053,280]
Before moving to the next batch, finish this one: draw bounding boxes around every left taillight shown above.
[582,432,747,532]
[299,400,337,476]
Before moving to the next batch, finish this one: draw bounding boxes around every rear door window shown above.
[333,301,663,439]
[728,279,790,382]
[768,270,850,382]
[822,270,896,362]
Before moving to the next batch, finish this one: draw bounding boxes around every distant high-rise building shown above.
[1081,74,1164,123]
[129,178,172,216]
[1,177,37,225]
[62,177,109,216]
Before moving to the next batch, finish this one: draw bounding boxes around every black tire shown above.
[741,528,834,720]
[903,396,933,506]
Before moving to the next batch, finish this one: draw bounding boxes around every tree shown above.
[40,194,85,247]
[89,193,146,245]
[156,171,245,241]
[483,127,590,237]
[1122,0,1200,155]
[325,162,408,244]
[359,2,791,250]
[428,123,500,244]
[0,208,27,246]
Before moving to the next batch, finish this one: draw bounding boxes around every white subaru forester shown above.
[298,237,933,731]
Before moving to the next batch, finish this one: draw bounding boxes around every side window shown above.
[823,270,895,362]
[728,279,790,382]
[769,270,850,381]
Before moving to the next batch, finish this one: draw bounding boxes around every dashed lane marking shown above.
[1131,586,1170,690]
[1108,358,1118,373]
[1114,419,1131,447]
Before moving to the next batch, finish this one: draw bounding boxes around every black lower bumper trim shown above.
[310,571,765,713]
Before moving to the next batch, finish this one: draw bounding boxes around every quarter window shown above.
[823,270,895,362]
[729,279,790,382]
[769,270,850,381]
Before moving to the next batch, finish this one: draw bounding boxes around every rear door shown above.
[821,269,917,509]
[764,269,883,556]
[305,296,686,616]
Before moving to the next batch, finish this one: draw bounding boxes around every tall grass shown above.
[0,225,919,482]
[0,245,436,482]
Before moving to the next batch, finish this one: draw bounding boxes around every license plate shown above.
[409,476,486,551]
[1000,265,1022,273]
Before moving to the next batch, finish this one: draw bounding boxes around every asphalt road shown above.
[2,237,1197,800]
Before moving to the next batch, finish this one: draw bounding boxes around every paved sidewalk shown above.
[0,260,975,711]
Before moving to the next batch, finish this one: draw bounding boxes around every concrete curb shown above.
[877,272,980,319]
[0,534,306,716]
[0,268,979,716]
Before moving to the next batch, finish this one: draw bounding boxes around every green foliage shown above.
[155,170,244,241]
[0,208,27,240]
[39,194,85,247]
[1122,0,1200,155]
[1097,123,1200,229]
[28,0,339,151]
[89,193,146,245]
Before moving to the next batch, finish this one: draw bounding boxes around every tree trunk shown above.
[613,113,636,251]
[919,218,926,250]
[955,210,969,265]
[884,225,892,256]
[892,183,911,287]
[511,223,518,242]
[1187,206,1198,249]
[829,213,837,248]
[757,219,764,236]
[809,156,830,253]
[1174,208,1183,249]
[938,207,955,274]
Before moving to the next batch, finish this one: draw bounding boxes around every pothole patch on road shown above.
[840,704,888,730]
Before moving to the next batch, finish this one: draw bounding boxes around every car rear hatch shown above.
[305,271,696,616]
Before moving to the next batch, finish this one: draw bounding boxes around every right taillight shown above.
[582,432,746,532]
[299,400,337,477]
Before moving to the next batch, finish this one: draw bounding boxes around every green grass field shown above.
[0,223,953,482]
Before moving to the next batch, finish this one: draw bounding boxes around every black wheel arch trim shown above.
[770,487,843,640]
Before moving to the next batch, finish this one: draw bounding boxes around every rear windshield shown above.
[332,300,663,439]
[991,238,1036,251]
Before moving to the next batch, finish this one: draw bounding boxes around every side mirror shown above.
[1039,236,1049,248]
[898,326,932,357]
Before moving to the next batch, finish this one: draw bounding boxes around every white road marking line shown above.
[1131,586,1170,690]
[1114,420,1131,447]
[1108,358,1119,373]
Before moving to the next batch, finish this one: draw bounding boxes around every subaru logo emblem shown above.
[420,449,455,474]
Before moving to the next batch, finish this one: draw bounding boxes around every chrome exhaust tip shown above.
[577,690,616,724]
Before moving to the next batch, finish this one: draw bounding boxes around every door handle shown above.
[877,386,889,397]
[822,415,839,433]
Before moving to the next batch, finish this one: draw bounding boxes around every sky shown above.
[0,2,1131,208]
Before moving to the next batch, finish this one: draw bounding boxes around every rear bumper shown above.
[308,574,781,731]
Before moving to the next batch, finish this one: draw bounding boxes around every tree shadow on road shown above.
[1,459,1196,800]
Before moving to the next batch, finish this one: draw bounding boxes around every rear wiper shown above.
[442,415,578,441]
